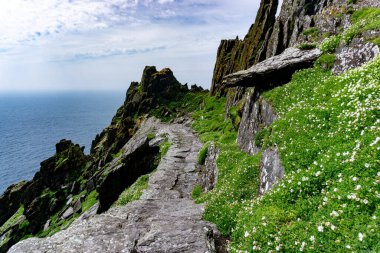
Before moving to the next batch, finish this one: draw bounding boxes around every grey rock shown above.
[333,40,379,74]
[259,147,285,196]
[237,89,277,155]
[201,143,219,192]
[9,118,225,253]
[73,199,82,214]
[223,48,322,89]
[61,207,74,220]
[96,118,161,213]
[43,219,51,231]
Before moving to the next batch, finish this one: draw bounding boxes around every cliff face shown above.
[211,0,279,96]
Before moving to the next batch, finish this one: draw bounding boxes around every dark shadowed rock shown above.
[259,147,284,196]
[96,118,161,213]
[333,39,380,74]
[0,181,27,226]
[223,47,322,89]
[238,89,277,154]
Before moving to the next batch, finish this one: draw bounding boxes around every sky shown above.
[0,0,276,91]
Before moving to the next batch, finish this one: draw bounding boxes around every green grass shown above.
[0,206,24,235]
[81,190,98,212]
[149,91,208,122]
[231,57,380,252]
[314,54,336,69]
[159,140,171,159]
[113,174,150,206]
[191,96,261,236]
[297,43,317,50]
[198,144,209,165]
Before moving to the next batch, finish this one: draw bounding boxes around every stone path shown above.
[9,118,222,253]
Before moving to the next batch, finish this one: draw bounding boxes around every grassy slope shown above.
[192,7,380,252]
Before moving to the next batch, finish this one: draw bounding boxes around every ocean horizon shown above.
[0,91,125,195]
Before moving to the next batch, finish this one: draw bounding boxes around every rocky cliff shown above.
[0,66,209,252]
[1,0,379,252]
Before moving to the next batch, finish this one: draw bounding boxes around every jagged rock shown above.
[96,118,161,213]
[61,207,74,220]
[211,0,279,96]
[9,119,225,253]
[200,143,219,192]
[333,39,380,74]
[0,181,27,226]
[25,194,52,233]
[238,89,277,154]
[223,48,322,89]
[91,66,188,164]
[259,147,285,196]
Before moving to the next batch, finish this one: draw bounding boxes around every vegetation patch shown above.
[314,53,337,69]
[197,144,209,165]
[113,174,150,206]
[297,43,317,50]
[192,96,261,236]
[233,56,380,252]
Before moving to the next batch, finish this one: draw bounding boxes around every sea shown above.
[0,91,125,195]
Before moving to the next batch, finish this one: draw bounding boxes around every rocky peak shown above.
[211,0,278,96]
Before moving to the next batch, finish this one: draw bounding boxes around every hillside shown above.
[1,0,380,252]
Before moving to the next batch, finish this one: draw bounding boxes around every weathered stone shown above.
[259,147,285,196]
[61,207,74,220]
[96,118,161,213]
[333,39,380,74]
[200,143,219,192]
[223,48,322,89]
[238,89,277,154]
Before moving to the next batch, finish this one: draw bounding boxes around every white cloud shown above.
[0,0,262,91]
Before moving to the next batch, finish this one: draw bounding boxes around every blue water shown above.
[0,91,125,195]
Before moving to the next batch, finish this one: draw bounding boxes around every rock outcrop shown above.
[9,118,226,253]
[199,143,219,192]
[333,38,380,74]
[211,0,279,96]
[223,47,322,89]
[96,118,161,213]
[237,89,277,155]
[0,181,27,226]
[91,66,188,167]
[258,147,284,196]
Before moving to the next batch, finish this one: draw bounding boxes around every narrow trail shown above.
[9,119,222,253]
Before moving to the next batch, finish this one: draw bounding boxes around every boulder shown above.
[61,207,74,220]
[222,48,322,89]
[259,147,285,196]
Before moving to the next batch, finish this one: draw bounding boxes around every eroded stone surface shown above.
[9,118,223,253]
[333,39,380,74]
